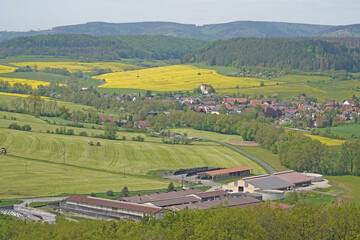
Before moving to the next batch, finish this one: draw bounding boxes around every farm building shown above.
[196,167,252,181]
[171,195,262,211]
[119,189,229,208]
[63,195,167,220]
[119,189,202,204]
[222,170,312,193]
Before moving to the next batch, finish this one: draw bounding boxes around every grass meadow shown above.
[326,175,360,204]
[0,113,266,199]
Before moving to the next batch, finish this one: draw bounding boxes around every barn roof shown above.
[66,195,162,214]
[246,176,294,190]
[273,171,312,184]
[120,189,202,204]
[198,167,252,176]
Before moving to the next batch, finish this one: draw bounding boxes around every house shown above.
[200,83,210,94]
[137,121,149,129]
[100,117,115,125]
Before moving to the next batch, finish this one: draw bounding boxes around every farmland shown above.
[0,112,266,199]
[0,76,58,88]
[326,175,360,203]
[305,134,345,146]
[320,124,360,138]
[11,62,143,73]
[95,65,280,91]
[0,65,16,73]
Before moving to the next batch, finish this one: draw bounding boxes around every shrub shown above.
[106,190,114,196]
[79,131,88,137]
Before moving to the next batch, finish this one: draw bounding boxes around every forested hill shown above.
[0,34,207,60]
[182,38,360,72]
[2,21,360,42]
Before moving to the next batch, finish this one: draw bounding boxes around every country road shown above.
[208,140,276,174]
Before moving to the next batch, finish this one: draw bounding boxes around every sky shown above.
[1,0,360,31]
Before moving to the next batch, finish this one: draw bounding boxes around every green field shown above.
[326,175,360,204]
[0,117,266,199]
[235,146,289,172]
[320,124,360,138]
[0,94,96,112]
[172,128,243,143]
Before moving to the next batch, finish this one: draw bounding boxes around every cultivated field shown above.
[172,128,244,143]
[95,65,280,91]
[327,175,360,203]
[12,62,143,73]
[321,124,360,138]
[0,76,60,88]
[0,65,16,74]
[0,114,266,199]
[305,134,345,146]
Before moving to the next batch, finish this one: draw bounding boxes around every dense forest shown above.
[182,37,360,71]
[0,34,207,60]
[0,203,359,239]
[1,21,360,42]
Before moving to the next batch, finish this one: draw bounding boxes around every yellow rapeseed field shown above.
[95,65,279,91]
[12,62,142,73]
[0,65,16,74]
[0,77,58,88]
[0,92,72,103]
[305,134,345,146]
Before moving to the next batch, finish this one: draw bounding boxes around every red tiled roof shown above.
[66,195,162,214]
[198,167,252,176]
[273,171,312,184]
[138,121,149,127]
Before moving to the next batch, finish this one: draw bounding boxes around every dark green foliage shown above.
[132,136,144,142]
[106,190,113,196]
[184,37,360,71]
[122,186,129,197]
[167,182,175,192]
[55,127,74,135]
[79,131,88,137]
[8,123,32,131]
[104,122,117,139]
[0,203,359,239]
[0,34,207,60]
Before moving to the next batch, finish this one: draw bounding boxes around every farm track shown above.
[208,140,276,173]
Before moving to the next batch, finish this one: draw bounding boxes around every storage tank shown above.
[302,172,323,182]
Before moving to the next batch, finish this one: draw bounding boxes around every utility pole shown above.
[123,166,126,175]
[63,151,65,164]
[53,187,56,196]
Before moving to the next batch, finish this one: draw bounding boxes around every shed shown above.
[197,167,252,181]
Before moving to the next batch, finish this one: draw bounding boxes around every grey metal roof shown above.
[247,176,294,190]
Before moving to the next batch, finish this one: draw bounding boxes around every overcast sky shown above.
[1,0,360,31]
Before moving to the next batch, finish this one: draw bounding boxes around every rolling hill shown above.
[1,21,360,42]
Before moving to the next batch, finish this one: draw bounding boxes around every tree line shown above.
[0,34,207,61]
[182,37,360,72]
[0,202,359,239]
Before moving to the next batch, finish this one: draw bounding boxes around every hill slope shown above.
[0,20,350,41]
[0,34,207,60]
[183,37,360,71]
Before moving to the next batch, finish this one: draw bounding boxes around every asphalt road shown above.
[209,140,276,174]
